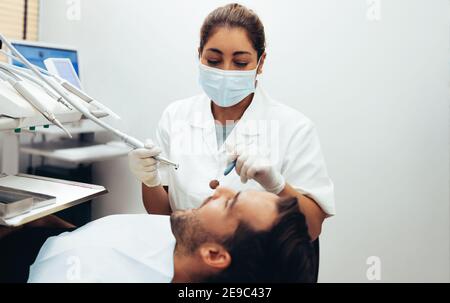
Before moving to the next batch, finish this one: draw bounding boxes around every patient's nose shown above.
[212,186,236,200]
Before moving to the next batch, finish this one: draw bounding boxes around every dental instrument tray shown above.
[0,186,56,219]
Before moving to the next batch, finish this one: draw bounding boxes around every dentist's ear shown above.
[199,243,231,270]
[257,52,267,75]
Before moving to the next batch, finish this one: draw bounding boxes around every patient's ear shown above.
[198,243,231,270]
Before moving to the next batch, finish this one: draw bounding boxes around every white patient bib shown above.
[28,214,176,283]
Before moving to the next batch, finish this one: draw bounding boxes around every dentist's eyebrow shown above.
[233,51,252,56]
[206,48,223,55]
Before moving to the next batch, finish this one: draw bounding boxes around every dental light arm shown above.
[0,34,179,169]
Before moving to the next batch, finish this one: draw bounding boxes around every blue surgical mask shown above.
[198,60,260,107]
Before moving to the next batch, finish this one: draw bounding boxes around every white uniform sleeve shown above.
[281,121,336,216]
[155,108,171,186]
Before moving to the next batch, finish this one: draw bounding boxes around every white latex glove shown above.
[227,145,286,194]
[128,139,162,188]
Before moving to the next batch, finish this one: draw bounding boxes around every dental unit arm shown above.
[0,34,179,169]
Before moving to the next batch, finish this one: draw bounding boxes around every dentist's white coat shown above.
[156,85,336,215]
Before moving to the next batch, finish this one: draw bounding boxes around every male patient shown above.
[2,187,315,283]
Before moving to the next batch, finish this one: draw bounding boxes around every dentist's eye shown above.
[207,60,220,66]
[234,62,249,67]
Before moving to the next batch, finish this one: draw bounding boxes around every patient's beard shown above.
[170,210,218,255]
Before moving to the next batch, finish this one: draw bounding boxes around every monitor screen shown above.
[45,58,82,89]
[11,43,79,76]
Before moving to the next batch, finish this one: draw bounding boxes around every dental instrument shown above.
[43,57,121,119]
[209,160,237,189]
[0,62,72,110]
[224,160,237,176]
[0,67,72,137]
[1,49,120,119]
[0,34,179,169]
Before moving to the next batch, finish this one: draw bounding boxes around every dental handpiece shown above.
[59,80,121,119]
[0,68,72,137]
[121,134,179,169]
[12,80,73,138]
[1,50,119,119]
[0,62,72,110]
[0,34,179,170]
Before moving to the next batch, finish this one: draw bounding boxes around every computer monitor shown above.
[9,40,80,77]
[44,58,82,89]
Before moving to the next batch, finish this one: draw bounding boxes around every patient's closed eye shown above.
[201,196,213,207]
[226,192,241,210]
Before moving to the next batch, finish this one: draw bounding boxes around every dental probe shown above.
[209,160,237,189]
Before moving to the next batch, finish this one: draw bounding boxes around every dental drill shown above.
[0,62,73,110]
[0,49,118,118]
[0,35,179,169]
[0,66,73,137]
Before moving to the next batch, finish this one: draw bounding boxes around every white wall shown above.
[39,0,449,282]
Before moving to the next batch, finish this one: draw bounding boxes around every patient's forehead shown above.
[234,190,279,231]
[241,190,278,200]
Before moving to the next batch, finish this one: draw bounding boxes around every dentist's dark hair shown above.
[204,197,316,283]
[199,3,266,59]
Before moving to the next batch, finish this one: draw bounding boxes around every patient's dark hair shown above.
[204,197,316,283]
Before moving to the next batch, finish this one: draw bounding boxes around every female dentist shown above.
[128,3,335,240]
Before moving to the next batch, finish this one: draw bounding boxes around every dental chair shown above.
[312,238,320,282]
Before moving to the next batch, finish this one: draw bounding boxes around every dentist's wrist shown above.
[143,181,162,188]
[142,174,162,188]
[263,173,286,194]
